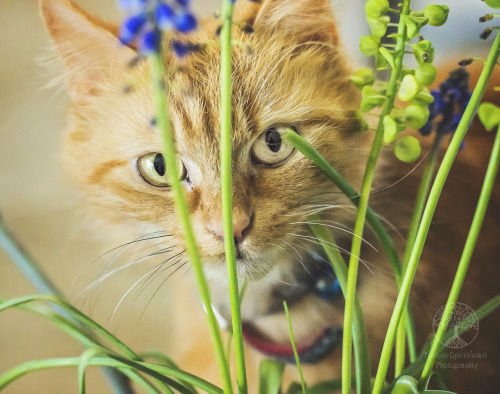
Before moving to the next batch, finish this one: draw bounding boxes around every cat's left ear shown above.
[250,0,338,45]
[40,0,135,100]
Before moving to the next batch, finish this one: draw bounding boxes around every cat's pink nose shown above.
[208,210,252,243]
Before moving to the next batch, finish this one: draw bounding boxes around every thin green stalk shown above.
[283,301,306,394]
[344,1,412,391]
[383,294,500,393]
[395,134,444,375]
[372,30,500,394]
[151,53,232,394]
[309,220,371,394]
[219,1,247,393]
[419,123,500,388]
[282,130,401,277]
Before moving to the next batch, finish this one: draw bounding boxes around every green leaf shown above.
[403,15,429,39]
[423,391,458,394]
[478,102,500,131]
[359,35,381,56]
[368,15,390,37]
[424,5,450,26]
[379,47,397,69]
[361,85,386,112]
[350,68,375,89]
[415,63,437,86]
[398,75,420,102]
[391,375,419,394]
[394,136,421,162]
[384,115,399,143]
[485,0,500,8]
[258,360,285,394]
[365,0,390,18]
[412,40,434,64]
[376,51,389,69]
[405,104,430,129]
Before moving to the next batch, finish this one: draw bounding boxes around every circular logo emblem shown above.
[432,302,479,349]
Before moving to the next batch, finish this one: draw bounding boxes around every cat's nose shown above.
[207,210,252,244]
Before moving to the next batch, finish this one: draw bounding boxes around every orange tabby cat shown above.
[40,0,499,392]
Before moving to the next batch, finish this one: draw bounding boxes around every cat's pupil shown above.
[154,153,166,176]
[265,129,282,153]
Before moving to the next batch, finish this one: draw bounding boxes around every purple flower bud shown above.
[141,29,161,54]
[176,0,191,7]
[156,3,174,30]
[174,12,197,33]
[119,14,147,45]
[172,41,189,57]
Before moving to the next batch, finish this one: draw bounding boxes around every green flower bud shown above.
[415,63,437,86]
[398,75,420,102]
[365,0,390,18]
[360,85,386,112]
[379,47,397,69]
[391,375,419,394]
[424,5,450,26]
[359,35,381,56]
[367,15,390,37]
[394,136,421,163]
[411,87,435,106]
[405,104,430,129]
[412,40,434,64]
[375,51,389,69]
[383,115,399,143]
[485,0,500,9]
[350,68,375,89]
[403,15,429,39]
[478,102,500,131]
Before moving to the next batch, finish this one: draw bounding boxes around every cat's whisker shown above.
[77,244,174,301]
[289,221,378,252]
[111,250,186,320]
[287,233,374,277]
[71,231,171,290]
[160,263,193,310]
[135,250,187,297]
[139,259,190,320]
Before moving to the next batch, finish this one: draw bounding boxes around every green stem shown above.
[395,133,444,375]
[372,30,500,394]
[151,54,231,394]
[344,0,411,389]
[282,130,401,277]
[382,294,500,393]
[219,1,247,393]
[309,220,371,394]
[283,301,306,394]
[419,122,500,388]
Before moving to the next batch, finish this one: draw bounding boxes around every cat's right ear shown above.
[40,0,135,100]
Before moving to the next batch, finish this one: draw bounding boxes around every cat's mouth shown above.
[241,321,342,364]
[214,251,345,364]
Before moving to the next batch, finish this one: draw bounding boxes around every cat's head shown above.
[41,0,366,281]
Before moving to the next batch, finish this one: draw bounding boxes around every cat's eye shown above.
[251,126,295,166]
[137,153,186,187]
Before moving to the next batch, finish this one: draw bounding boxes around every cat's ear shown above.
[40,0,135,100]
[243,0,338,45]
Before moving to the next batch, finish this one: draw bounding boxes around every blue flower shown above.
[419,68,471,141]
[118,0,198,56]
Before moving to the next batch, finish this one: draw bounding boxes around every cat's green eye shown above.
[251,126,295,166]
[137,153,186,187]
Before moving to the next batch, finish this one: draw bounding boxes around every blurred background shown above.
[0,0,493,392]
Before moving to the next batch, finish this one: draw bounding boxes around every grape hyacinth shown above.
[419,68,472,140]
[118,0,198,56]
